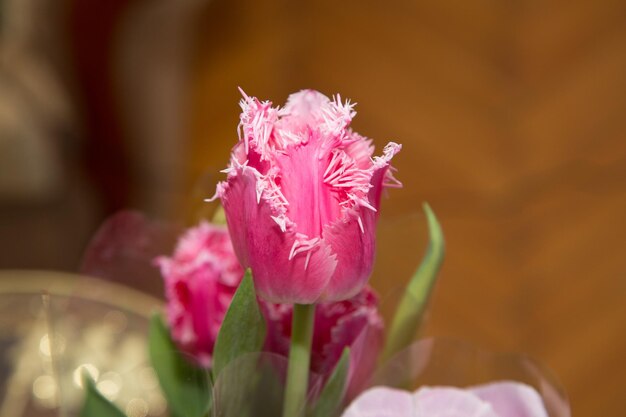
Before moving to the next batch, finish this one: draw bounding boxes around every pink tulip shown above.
[341,383,550,417]
[155,222,244,366]
[213,89,401,304]
[263,286,384,398]
[156,221,384,381]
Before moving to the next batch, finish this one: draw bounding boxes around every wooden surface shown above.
[187,1,626,416]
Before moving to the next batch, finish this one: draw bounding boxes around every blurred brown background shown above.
[0,0,625,416]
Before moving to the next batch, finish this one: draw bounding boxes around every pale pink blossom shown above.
[155,222,244,366]
[213,89,401,303]
[341,383,550,417]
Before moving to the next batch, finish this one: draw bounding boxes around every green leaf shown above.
[212,269,267,378]
[309,348,350,417]
[149,314,211,417]
[80,376,126,417]
[382,203,445,361]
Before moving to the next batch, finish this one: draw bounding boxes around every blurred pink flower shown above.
[213,89,401,304]
[155,221,244,366]
[263,286,384,398]
[341,383,549,417]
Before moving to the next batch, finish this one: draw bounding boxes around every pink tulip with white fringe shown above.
[212,89,401,304]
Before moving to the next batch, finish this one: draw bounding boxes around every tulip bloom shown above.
[263,286,384,398]
[342,383,550,417]
[155,222,244,366]
[156,221,384,380]
[214,89,401,304]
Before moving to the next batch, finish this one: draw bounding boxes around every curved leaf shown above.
[80,376,126,417]
[212,270,267,378]
[309,348,350,417]
[149,314,211,417]
[382,203,445,361]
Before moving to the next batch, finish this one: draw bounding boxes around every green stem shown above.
[282,303,316,417]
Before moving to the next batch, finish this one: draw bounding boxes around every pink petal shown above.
[344,132,375,169]
[413,387,500,417]
[319,206,376,302]
[312,287,383,377]
[220,166,337,303]
[470,382,549,417]
[163,267,221,365]
[369,142,402,208]
[344,312,384,400]
[317,142,400,301]
[155,222,243,366]
[280,89,332,131]
[274,138,340,238]
[341,387,414,417]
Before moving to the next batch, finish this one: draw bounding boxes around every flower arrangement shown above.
[79,90,570,417]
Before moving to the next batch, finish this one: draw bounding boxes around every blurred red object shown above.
[80,210,181,297]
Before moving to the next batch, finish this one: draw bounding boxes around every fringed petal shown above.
[219,165,337,304]
[319,207,377,302]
